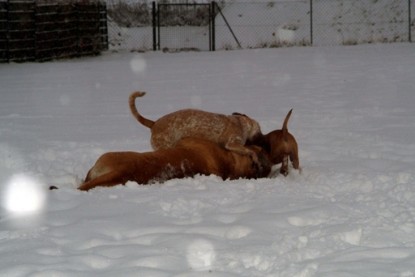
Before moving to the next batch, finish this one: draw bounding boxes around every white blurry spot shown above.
[2,173,47,215]
[338,228,362,246]
[130,55,147,74]
[225,225,251,239]
[400,271,414,277]
[187,239,216,270]
[287,216,325,227]
[59,94,71,106]
[297,236,309,248]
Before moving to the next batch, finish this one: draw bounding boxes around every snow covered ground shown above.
[1,43,415,276]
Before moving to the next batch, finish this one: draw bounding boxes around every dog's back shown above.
[151,109,238,149]
[78,138,271,191]
[128,91,261,154]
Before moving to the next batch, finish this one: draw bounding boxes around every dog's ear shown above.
[246,133,270,153]
[249,147,272,178]
[232,112,247,117]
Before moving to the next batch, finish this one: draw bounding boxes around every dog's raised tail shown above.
[282,109,293,137]
[129,91,155,129]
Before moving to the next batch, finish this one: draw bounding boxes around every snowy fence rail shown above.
[0,0,108,63]
[107,0,414,52]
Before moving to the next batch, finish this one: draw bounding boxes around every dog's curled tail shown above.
[129,91,155,129]
[282,109,293,137]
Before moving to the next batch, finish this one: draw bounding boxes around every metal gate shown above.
[153,2,215,52]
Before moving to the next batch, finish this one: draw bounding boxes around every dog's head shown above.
[247,145,273,178]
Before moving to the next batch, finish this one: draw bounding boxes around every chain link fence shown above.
[106,1,153,51]
[156,3,213,51]
[0,0,108,63]
[214,1,311,50]
[313,0,412,46]
[106,0,414,52]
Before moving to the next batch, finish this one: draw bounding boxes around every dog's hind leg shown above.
[290,148,300,170]
[78,171,126,191]
[280,155,289,176]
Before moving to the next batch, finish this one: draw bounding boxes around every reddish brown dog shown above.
[129,91,262,165]
[78,137,272,191]
[248,109,300,176]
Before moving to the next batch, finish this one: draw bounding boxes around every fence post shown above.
[409,0,412,42]
[100,2,109,51]
[31,0,36,61]
[310,0,313,45]
[6,0,10,62]
[152,1,156,51]
[210,1,215,51]
[33,1,37,61]
[157,3,161,50]
[75,2,80,57]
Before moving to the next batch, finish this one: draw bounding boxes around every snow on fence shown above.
[0,0,108,63]
[107,0,414,52]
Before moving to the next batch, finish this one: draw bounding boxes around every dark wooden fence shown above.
[0,0,108,63]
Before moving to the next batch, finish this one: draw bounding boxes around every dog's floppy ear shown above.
[247,145,272,178]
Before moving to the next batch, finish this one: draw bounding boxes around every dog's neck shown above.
[246,133,271,153]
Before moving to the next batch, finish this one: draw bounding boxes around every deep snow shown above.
[1,44,415,276]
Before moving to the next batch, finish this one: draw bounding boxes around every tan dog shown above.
[77,137,272,191]
[129,91,262,165]
[248,109,300,176]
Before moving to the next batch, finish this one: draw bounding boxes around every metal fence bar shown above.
[214,2,241,49]
[208,3,213,51]
[211,1,215,51]
[310,0,313,45]
[409,0,412,42]
[156,2,160,50]
[152,1,156,50]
